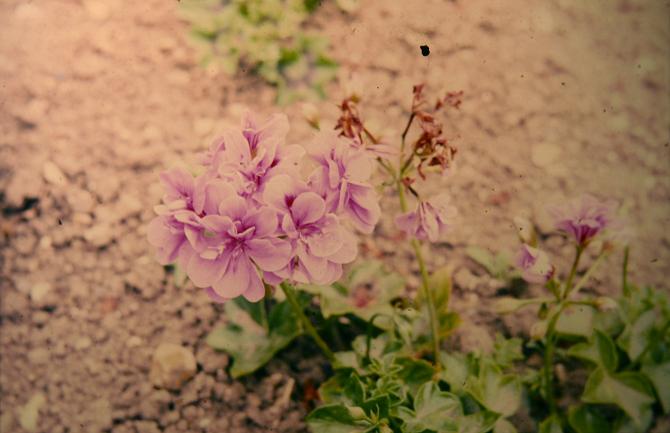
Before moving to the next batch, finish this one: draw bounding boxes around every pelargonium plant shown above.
[148,85,668,432]
[493,195,669,433]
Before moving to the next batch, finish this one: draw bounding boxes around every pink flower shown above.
[263,175,358,285]
[202,112,303,199]
[308,132,381,234]
[395,193,457,242]
[516,244,555,284]
[185,181,291,302]
[147,168,199,266]
[548,194,617,246]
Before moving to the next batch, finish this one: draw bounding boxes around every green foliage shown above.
[206,296,306,377]
[301,260,406,330]
[306,307,522,432]
[466,246,518,281]
[180,0,338,103]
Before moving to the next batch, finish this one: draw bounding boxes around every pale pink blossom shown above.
[308,132,381,234]
[263,175,357,285]
[548,194,617,246]
[516,244,555,284]
[185,182,291,302]
[395,193,457,242]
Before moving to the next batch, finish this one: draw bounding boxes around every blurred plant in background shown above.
[180,0,343,104]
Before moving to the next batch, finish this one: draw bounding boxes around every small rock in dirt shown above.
[456,323,494,354]
[116,193,143,220]
[66,187,96,213]
[18,392,46,432]
[531,142,561,167]
[74,336,92,350]
[453,268,479,291]
[149,343,197,390]
[30,282,52,304]
[42,161,67,186]
[84,223,115,247]
[126,335,143,348]
[5,171,43,207]
[27,348,50,365]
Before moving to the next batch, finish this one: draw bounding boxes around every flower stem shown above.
[622,246,630,296]
[562,246,583,300]
[570,252,606,298]
[397,181,441,364]
[543,301,568,415]
[280,281,335,362]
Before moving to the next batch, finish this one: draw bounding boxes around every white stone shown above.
[42,161,67,186]
[30,282,51,303]
[149,343,197,390]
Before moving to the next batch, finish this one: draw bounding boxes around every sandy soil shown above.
[1,0,668,432]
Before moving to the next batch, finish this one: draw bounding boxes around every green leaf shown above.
[319,369,366,406]
[396,357,437,396]
[641,361,670,413]
[306,404,373,433]
[301,260,405,330]
[466,246,515,279]
[582,369,654,426]
[493,334,524,368]
[458,411,500,433]
[206,299,302,378]
[439,352,470,392]
[617,310,655,362]
[494,418,518,433]
[466,361,522,417]
[539,415,563,433]
[567,330,618,371]
[397,382,463,432]
[555,305,594,338]
[568,405,611,433]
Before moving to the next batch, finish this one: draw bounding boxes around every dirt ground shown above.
[1,0,668,432]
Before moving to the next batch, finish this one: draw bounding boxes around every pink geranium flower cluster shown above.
[148,112,380,302]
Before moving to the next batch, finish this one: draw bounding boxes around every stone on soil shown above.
[149,343,197,390]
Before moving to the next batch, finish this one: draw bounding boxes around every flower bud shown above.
[301,103,320,130]
[516,244,555,284]
[513,216,536,245]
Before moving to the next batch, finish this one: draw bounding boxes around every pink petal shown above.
[187,253,228,288]
[159,167,194,202]
[298,246,329,280]
[344,152,373,183]
[325,228,358,264]
[201,214,234,233]
[247,207,278,238]
[246,238,292,272]
[221,130,252,166]
[205,287,231,303]
[147,216,173,247]
[242,270,265,302]
[292,192,326,225]
[218,194,247,221]
[211,254,255,299]
[202,179,236,215]
[327,159,341,190]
